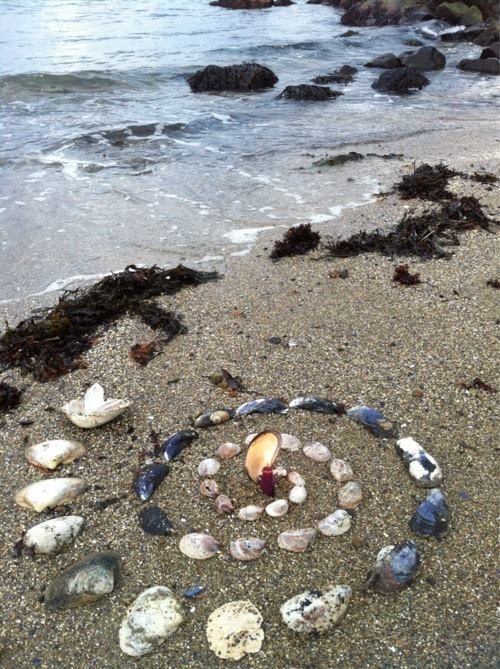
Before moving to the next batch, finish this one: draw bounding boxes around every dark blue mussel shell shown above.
[347,405,397,439]
[162,429,198,461]
[410,489,450,538]
[138,506,174,535]
[236,398,288,417]
[366,540,420,593]
[133,463,169,501]
[289,395,345,415]
[183,585,205,599]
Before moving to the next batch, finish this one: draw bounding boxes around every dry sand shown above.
[0,127,498,669]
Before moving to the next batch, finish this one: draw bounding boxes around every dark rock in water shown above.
[404,39,425,47]
[365,541,420,594]
[162,430,198,461]
[473,27,499,46]
[289,396,345,415]
[44,552,120,610]
[0,381,23,413]
[188,63,278,92]
[133,463,169,501]
[139,506,174,535]
[440,26,484,42]
[314,151,364,167]
[434,2,483,26]
[210,0,293,6]
[278,84,342,101]
[236,397,288,416]
[372,67,430,93]
[340,29,360,37]
[364,53,402,69]
[480,46,498,59]
[347,405,397,439]
[312,65,357,84]
[458,57,500,74]
[341,2,402,26]
[410,489,450,538]
[400,46,446,71]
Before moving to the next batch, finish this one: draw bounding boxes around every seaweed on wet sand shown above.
[0,265,219,381]
[270,223,321,260]
[325,196,497,260]
[393,264,421,285]
[486,278,500,288]
[470,171,498,185]
[0,380,23,413]
[395,163,459,201]
[460,378,497,393]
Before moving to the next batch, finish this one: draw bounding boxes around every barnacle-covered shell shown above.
[230,538,267,561]
[133,463,168,502]
[281,434,301,452]
[330,458,354,483]
[216,442,241,460]
[277,528,317,552]
[318,510,352,536]
[338,481,362,509]
[289,396,345,415]
[347,405,397,439]
[198,458,220,477]
[303,441,331,463]
[15,478,88,513]
[245,431,281,483]
[410,489,450,538]
[289,485,307,505]
[119,586,183,657]
[236,398,288,417]
[396,437,443,487]
[194,409,234,429]
[238,505,264,521]
[200,479,220,499]
[61,383,131,429]
[206,600,264,660]
[22,516,84,555]
[288,471,305,487]
[214,494,234,514]
[280,585,352,633]
[365,541,420,594]
[25,440,86,470]
[179,533,219,560]
[265,499,289,517]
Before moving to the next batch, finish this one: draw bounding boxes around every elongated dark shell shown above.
[162,430,198,461]
[289,396,345,415]
[194,409,235,428]
[410,489,450,538]
[365,541,420,594]
[133,463,168,501]
[396,437,443,487]
[183,585,204,599]
[236,398,288,417]
[138,506,174,535]
[347,405,397,439]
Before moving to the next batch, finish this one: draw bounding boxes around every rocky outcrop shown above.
[312,64,358,84]
[188,63,278,92]
[364,53,402,68]
[341,1,402,26]
[458,57,500,74]
[400,46,446,71]
[278,84,342,100]
[434,2,483,25]
[372,67,430,93]
[210,0,293,7]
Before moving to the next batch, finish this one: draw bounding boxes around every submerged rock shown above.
[364,53,402,69]
[312,64,357,84]
[206,600,264,660]
[458,58,500,75]
[278,84,342,101]
[189,63,278,92]
[280,585,352,633]
[372,67,430,93]
[44,551,120,610]
[400,46,446,71]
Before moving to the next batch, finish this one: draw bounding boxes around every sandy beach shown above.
[0,124,499,669]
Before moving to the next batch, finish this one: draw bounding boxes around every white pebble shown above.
[289,485,307,505]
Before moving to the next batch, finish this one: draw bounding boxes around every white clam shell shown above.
[25,440,86,470]
[277,528,317,552]
[198,458,220,477]
[265,499,289,517]
[23,516,84,554]
[338,481,362,509]
[179,533,219,560]
[61,383,131,429]
[206,600,264,660]
[318,510,352,537]
[330,458,354,483]
[229,538,267,561]
[15,478,88,513]
[288,471,305,487]
[288,485,307,505]
[200,479,220,499]
[216,442,241,460]
[280,434,301,451]
[119,586,184,657]
[238,505,264,521]
[303,441,332,463]
[280,585,352,633]
[214,494,234,514]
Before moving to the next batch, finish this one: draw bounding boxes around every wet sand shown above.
[0,131,498,669]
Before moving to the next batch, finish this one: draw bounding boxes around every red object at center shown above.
[259,466,275,497]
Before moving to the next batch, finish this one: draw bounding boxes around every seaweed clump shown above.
[0,265,218,381]
[325,196,497,260]
[270,223,321,260]
[0,381,23,413]
[395,163,459,201]
[393,264,421,285]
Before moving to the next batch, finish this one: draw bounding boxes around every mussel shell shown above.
[365,540,420,593]
[396,437,443,487]
[133,463,168,501]
[410,489,450,538]
[236,398,288,417]
[289,396,345,415]
[138,506,174,535]
[194,409,235,428]
[162,430,198,461]
[347,405,397,439]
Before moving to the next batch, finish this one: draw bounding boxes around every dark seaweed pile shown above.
[0,265,218,381]
[395,163,459,201]
[270,223,321,260]
[0,380,23,413]
[393,264,421,285]
[325,197,497,260]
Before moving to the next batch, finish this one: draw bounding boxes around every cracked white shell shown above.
[61,383,131,429]
[25,440,86,470]
[206,600,264,660]
[318,510,352,536]
[15,478,88,512]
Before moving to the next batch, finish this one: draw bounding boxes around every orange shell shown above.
[245,431,281,483]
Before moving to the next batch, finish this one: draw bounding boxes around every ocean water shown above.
[0,0,497,302]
